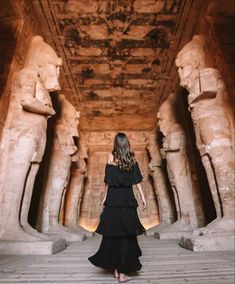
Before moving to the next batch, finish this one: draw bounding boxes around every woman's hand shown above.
[102,184,108,207]
[102,198,106,207]
[136,183,146,211]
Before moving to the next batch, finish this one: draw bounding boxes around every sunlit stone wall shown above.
[79,131,160,231]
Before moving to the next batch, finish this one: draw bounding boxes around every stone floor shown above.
[0,235,234,284]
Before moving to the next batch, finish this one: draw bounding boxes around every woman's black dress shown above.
[88,162,145,274]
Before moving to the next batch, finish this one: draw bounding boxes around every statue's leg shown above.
[160,185,192,231]
[20,162,50,240]
[202,145,235,233]
[47,177,85,241]
[59,180,68,225]
[171,163,190,225]
[211,146,235,219]
[38,154,68,233]
[0,158,39,241]
[172,185,181,221]
[156,171,175,225]
[46,159,74,234]
[50,181,68,230]
[166,161,181,223]
[152,173,164,224]
[64,174,84,230]
[201,154,222,218]
[170,166,197,231]
[156,195,162,222]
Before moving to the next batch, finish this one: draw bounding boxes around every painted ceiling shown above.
[32,0,192,131]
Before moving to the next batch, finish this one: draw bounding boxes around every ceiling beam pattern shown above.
[32,0,201,131]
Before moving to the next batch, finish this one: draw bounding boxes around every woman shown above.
[88,132,146,282]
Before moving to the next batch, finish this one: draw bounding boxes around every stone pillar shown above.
[175,35,235,251]
[147,132,176,233]
[37,94,84,241]
[0,36,65,254]
[155,93,205,239]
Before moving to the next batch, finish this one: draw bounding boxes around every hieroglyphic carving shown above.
[86,131,148,146]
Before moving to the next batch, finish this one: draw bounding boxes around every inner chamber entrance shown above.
[79,131,160,232]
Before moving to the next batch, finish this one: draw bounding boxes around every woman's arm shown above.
[107,152,114,164]
[136,183,146,210]
[102,153,112,206]
[102,184,108,206]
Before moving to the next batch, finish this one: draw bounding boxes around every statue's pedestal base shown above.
[0,238,66,255]
[66,226,95,237]
[146,224,169,236]
[83,231,95,237]
[47,232,86,242]
[154,221,195,240]
[180,233,235,251]
[154,230,193,240]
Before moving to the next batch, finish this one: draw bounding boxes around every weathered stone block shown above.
[181,233,235,251]
[0,238,66,255]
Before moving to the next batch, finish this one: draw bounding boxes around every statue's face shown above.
[39,60,61,91]
[175,53,196,90]
[157,111,169,136]
[67,113,79,138]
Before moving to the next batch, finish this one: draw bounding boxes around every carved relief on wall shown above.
[79,130,159,231]
[79,150,109,231]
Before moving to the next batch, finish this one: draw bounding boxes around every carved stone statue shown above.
[175,35,235,235]
[156,94,205,238]
[147,133,175,230]
[37,94,83,241]
[64,133,88,234]
[0,36,62,241]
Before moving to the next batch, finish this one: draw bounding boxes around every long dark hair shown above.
[112,132,136,171]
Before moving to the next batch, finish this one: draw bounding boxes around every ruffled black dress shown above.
[88,162,145,274]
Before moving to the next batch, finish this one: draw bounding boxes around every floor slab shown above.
[0,235,234,283]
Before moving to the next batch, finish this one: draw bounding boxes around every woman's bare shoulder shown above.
[107,153,114,165]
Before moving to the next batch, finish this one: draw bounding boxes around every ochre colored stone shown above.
[37,94,83,241]
[156,93,205,238]
[0,36,61,242]
[176,35,235,231]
